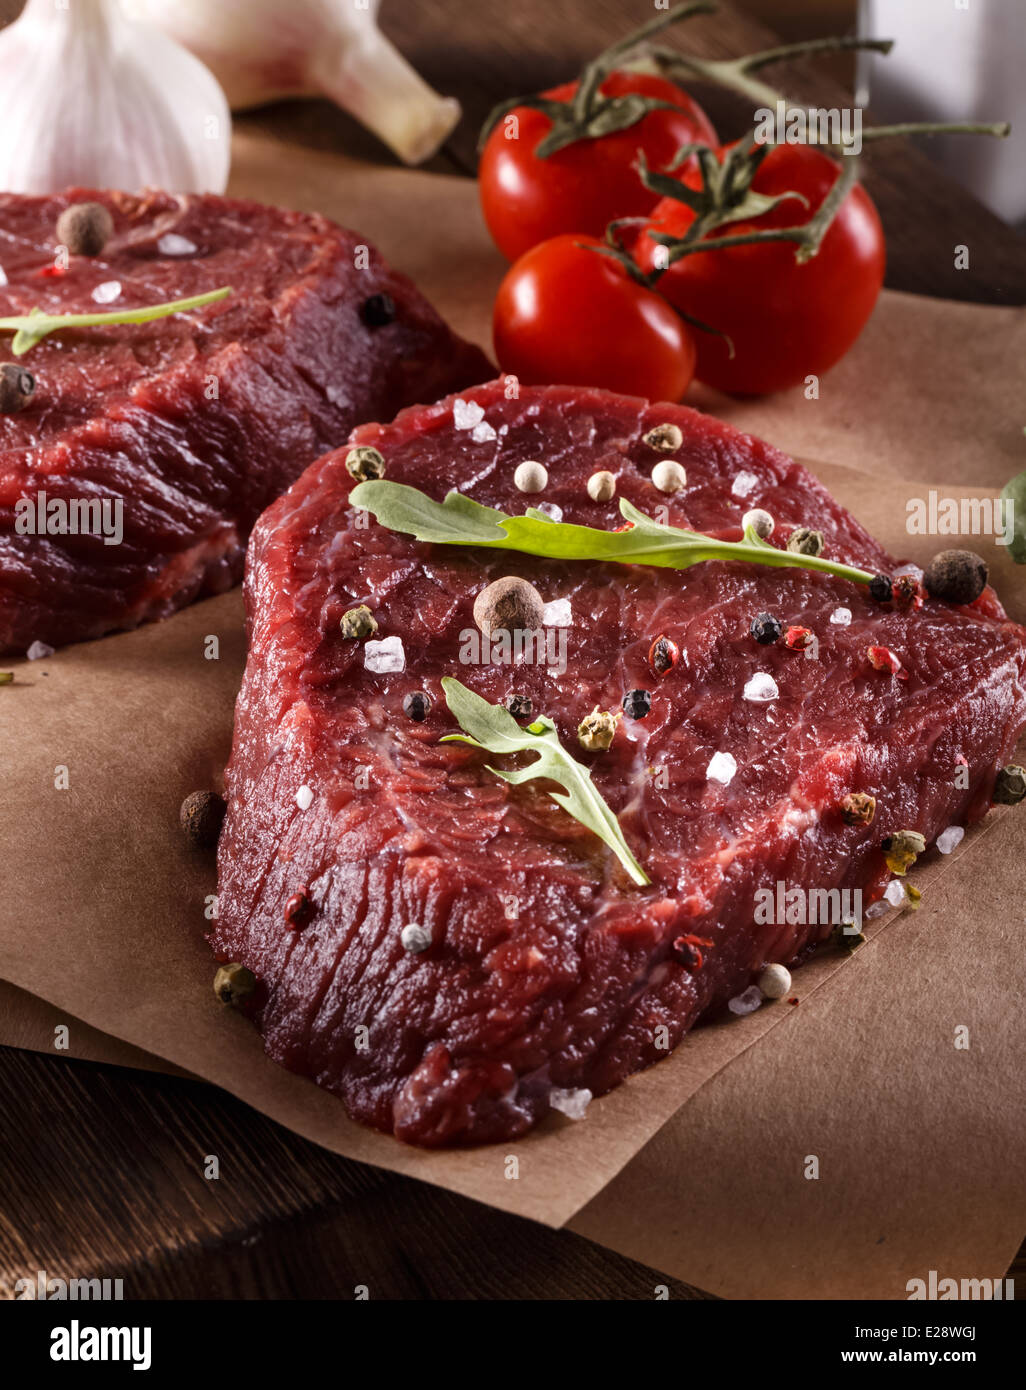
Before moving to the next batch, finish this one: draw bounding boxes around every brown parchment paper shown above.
[570,799,1026,1301]
[1,135,1024,1293]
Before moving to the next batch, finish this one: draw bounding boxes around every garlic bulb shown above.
[0,0,231,195]
[123,0,461,167]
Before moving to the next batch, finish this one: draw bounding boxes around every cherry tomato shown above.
[479,71,717,263]
[493,234,696,401]
[634,143,886,395]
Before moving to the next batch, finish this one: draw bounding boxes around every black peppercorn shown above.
[923,550,988,605]
[621,688,652,719]
[506,693,533,718]
[0,363,36,414]
[868,573,893,603]
[750,612,782,645]
[403,691,431,721]
[361,293,396,327]
[180,790,226,849]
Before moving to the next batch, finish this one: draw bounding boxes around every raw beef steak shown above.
[0,188,490,651]
[214,380,1026,1146]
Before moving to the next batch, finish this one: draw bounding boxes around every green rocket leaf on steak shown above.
[349,479,876,586]
[440,678,650,887]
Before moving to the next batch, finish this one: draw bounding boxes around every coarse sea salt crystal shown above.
[91,280,121,304]
[0,264,8,286]
[706,751,737,785]
[295,784,314,811]
[936,825,965,855]
[830,607,852,626]
[534,501,563,522]
[364,635,406,674]
[549,1087,592,1120]
[864,900,888,921]
[157,233,197,256]
[543,598,572,626]
[883,879,907,907]
[452,397,485,431]
[728,985,763,1016]
[26,641,55,660]
[743,672,778,702]
[731,471,759,498]
[471,421,497,443]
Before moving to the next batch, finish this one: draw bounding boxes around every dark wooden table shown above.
[1,0,1023,1300]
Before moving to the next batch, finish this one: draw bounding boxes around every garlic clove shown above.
[308,25,462,166]
[123,0,462,166]
[0,0,231,196]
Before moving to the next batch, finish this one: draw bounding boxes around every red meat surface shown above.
[213,380,1026,1146]
[0,188,490,650]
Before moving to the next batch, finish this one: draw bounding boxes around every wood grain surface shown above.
[0,1048,707,1300]
[0,0,1023,1300]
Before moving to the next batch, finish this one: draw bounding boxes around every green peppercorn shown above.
[786,526,825,557]
[881,829,926,875]
[994,764,1026,806]
[642,422,683,452]
[840,792,876,826]
[578,706,620,752]
[213,962,256,1006]
[340,605,378,639]
[345,446,386,482]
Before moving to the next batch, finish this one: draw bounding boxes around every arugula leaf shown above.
[0,286,232,355]
[1000,467,1026,564]
[440,677,650,886]
[350,479,875,586]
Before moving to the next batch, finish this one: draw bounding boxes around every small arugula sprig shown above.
[0,286,232,355]
[349,479,876,588]
[440,677,650,886]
